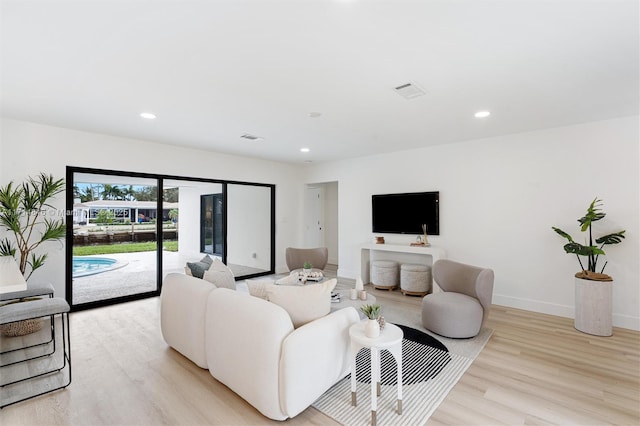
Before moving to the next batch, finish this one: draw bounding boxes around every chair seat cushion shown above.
[421,292,483,338]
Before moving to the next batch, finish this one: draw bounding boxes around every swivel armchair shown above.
[285,247,328,272]
[421,259,494,338]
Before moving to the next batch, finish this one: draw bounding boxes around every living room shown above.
[1,1,638,424]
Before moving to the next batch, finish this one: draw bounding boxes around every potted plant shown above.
[0,173,65,336]
[0,173,65,279]
[303,261,312,274]
[360,303,382,338]
[552,198,625,336]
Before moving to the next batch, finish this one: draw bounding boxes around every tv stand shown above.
[360,243,446,292]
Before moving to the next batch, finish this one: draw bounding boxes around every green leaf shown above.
[552,227,574,242]
[0,239,16,257]
[596,230,626,245]
[578,197,605,232]
[563,242,604,256]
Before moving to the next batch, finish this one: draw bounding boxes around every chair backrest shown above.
[433,259,494,325]
[285,247,328,271]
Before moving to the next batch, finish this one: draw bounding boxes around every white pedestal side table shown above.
[349,321,403,426]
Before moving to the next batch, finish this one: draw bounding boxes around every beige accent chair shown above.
[421,259,494,338]
[285,247,328,272]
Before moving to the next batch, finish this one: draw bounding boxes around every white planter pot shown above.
[574,276,613,336]
[364,319,380,338]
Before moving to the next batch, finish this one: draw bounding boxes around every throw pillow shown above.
[265,278,337,328]
[245,279,274,299]
[203,258,236,290]
[185,255,214,278]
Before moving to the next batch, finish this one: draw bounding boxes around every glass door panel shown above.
[161,179,223,279]
[71,172,159,307]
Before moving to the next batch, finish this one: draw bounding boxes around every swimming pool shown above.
[72,257,123,278]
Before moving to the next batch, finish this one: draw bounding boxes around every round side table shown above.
[349,321,403,426]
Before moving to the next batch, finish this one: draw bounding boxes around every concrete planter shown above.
[574,277,613,336]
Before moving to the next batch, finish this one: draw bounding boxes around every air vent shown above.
[393,82,426,99]
[240,133,263,141]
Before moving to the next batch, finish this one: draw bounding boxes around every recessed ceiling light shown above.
[140,112,156,120]
[300,148,310,153]
[474,111,491,118]
[308,112,322,118]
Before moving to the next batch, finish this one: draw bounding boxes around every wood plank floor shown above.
[1,279,638,425]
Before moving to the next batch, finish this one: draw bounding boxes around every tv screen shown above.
[372,191,439,235]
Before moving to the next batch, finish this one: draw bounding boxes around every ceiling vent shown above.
[393,82,426,99]
[240,133,262,141]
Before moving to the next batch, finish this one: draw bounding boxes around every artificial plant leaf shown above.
[563,242,605,256]
[596,230,626,245]
[0,239,16,257]
[552,227,574,242]
[28,253,47,272]
[40,218,66,242]
[578,197,606,231]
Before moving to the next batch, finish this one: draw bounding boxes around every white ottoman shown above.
[400,263,432,296]
[370,260,399,290]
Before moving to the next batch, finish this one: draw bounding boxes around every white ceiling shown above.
[1,0,638,164]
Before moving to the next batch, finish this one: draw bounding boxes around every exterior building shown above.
[73,200,179,224]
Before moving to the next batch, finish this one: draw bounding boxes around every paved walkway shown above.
[72,251,184,305]
[72,251,269,305]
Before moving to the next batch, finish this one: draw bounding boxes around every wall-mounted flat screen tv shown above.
[372,191,439,235]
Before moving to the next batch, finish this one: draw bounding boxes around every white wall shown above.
[0,118,303,297]
[304,116,640,330]
[227,184,272,270]
[178,183,223,259]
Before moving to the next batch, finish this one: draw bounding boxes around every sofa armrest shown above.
[205,288,293,421]
[279,306,360,417]
[160,273,216,368]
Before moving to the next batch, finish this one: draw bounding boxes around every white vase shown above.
[364,318,380,338]
[574,276,613,336]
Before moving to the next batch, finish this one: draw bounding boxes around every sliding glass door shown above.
[69,172,160,308]
[66,167,275,311]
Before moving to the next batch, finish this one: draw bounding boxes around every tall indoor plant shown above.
[552,198,625,336]
[0,173,65,280]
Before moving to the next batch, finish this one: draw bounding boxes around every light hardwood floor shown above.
[1,278,638,425]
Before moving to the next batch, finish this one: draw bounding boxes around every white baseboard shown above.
[493,294,640,331]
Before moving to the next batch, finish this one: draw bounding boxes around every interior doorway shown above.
[304,182,338,265]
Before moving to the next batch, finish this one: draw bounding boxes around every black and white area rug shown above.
[312,324,492,426]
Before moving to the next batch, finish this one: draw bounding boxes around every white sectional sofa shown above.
[160,273,359,420]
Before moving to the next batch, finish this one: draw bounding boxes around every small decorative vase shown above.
[365,318,380,338]
[303,268,312,275]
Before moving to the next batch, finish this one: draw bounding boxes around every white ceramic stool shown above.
[370,260,399,290]
[400,263,432,296]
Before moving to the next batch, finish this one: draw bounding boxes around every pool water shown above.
[72,257,119,278]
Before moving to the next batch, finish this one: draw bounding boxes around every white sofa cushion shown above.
[265,278,337,328]
[203,258,236,290]
[279,306,359,417]
[205,288,293,421]
[160,273,217,368]
[245,279,274,299]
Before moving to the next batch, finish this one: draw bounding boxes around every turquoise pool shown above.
[72,257,119,278]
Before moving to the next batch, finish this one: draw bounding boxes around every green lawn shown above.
[73,241,178,256]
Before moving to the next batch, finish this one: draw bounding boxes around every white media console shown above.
[360,243,446,292]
